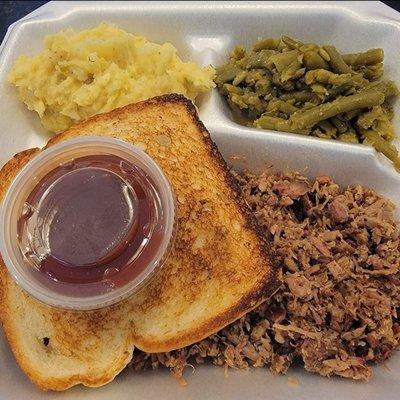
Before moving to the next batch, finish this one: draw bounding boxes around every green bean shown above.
[281,36,304,49]
[303,101,320,109]
[299,43,320,53]
[280,80,296,92]
[303,51,329,70]
[357,106,384,129]
[242,49,276,69]
[214,65,241,84]
[216,36,400,171]
[323,85,347,102]
[376,118,395,141]
[269,49,300,72]
[310,83,328,96]
[229,91,264,111]
[232,70,248,86]
[366,80,398,98]
[338,132,359,143]
[246,70,270,86]
[347,124,357,135]
[294,79,309,91]
[253,38,280,51]
[231,46,246,61]
[270,72,280,87]
[254,77,272,96]
[318,48,331,62]
[281,60,304,82]
[322,74,367,102]
[342,49,384,67]
[323,45,353,74]
[255,115,310,134]
[279,90,316,102]
[360,128,399,163]
[221,83,243,95]
[343,109,363,121]
[382,104,394,120]
[290,89,385,129]
[359,63,383,81]
[267,99,299,115]
[331,116,348,133]
[316,119,337,137]
[305,69,352,86]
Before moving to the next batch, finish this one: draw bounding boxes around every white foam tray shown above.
[0,1,399,398]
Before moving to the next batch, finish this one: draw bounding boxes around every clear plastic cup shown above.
[0,136,176,310]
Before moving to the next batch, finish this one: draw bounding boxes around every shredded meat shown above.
[273,180,310,199]
[329,197,349,224]
[130,171,400,382]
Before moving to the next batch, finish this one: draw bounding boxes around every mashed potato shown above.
[8,23,215,133]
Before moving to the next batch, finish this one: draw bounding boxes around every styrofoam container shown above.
[0,1,399,398]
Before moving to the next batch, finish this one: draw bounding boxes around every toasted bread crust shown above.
[0,94,280,390]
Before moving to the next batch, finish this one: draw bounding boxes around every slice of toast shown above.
[0,94,280,391]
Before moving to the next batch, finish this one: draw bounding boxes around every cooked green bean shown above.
[317,119,337,137]
[343,109,364,121]
[269,50,300,72]
[318,48,331,62]
[303,51,329,70]
[267,99,299,115]
[242,50,276,69]
[331,116,348,133]
[281,36,304,50]
[255,115,310,134]
[281,60,304,82]
[220,83,242,95]
[375,118,395,141]
[215,35,399,169]
[359,63,384,81]
[310,83,328,96]
[303,101,318,109]
[215,65,241,84]
[366,80,398,97]
[342,49,384,67]
[322,74,367,102]
[279,90,316,102]
[290,89,385,129]
[360,128,399,163]
[253,38,280,51]
[305,69,352,86]
[357,106,384,129]
[338,132,359,143]
[324,85,354,102]
[323,45,353,74]
[232,70,248,86]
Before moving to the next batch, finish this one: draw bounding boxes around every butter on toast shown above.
[0,94,280,391]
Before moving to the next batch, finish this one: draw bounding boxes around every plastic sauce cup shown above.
[0,136,176,310]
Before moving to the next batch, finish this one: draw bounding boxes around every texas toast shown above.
[0,94,280,390]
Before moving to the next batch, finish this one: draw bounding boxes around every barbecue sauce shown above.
[17,154,164,288]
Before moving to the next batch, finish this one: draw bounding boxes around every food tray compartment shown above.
[0,2,399,399]
[1,1,400,189]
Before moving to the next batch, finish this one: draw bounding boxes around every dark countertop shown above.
[0,1,48,41]
[1,1,399,43]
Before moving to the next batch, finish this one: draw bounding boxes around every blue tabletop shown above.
[1,1,48,42]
